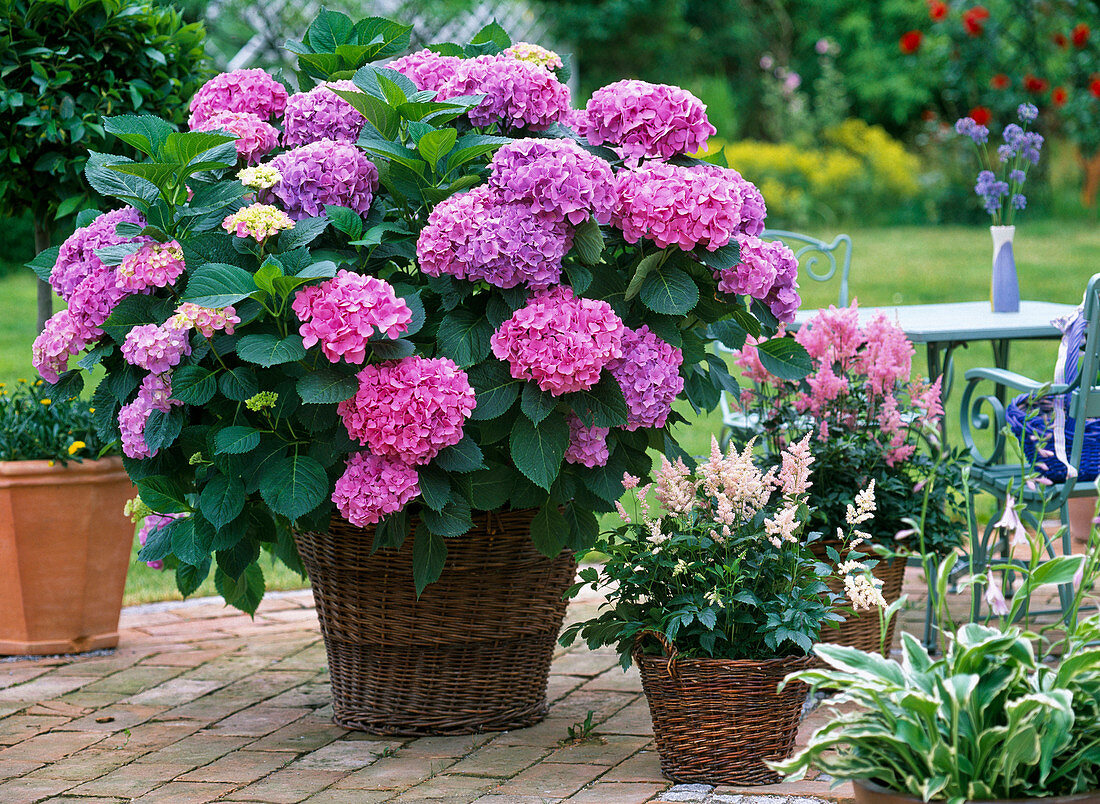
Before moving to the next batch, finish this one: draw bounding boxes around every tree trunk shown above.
[33,218,52,333]
[1081,150,1100,210]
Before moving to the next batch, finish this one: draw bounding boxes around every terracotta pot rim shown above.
[855,778,1100,804]
[0,455,124,477]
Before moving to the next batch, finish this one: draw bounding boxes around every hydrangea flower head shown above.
[121,323,192,374]
[188,68,288,128]
[332,452,421,527]
[584,79,716,162]
[387,49,462,91]
[168,303,240,337]
[51,207,145,301]
[282,80,367,147]
[117,240,186,293]
[716,235,801,321]
[697,164,767,237]
[136,512,181,569]
[190,110,279,164]
[68,266,130,339]
[237,164,282,190]
[292,271,412,364]
[437,54,570,130]
[118,373,181,459]
[271,139,379,219]
[607,325,684,431]
[416,185,572,290]
[565,414,610,468]
[491,285,626,395]
[503,42,563,71]
[337,356,476,464]
[489,138,616,225]
[32,310,85,384]
[222,203,294,241]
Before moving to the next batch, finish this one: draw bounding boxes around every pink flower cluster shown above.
[332,452,421,527]
[490,286,625,395]
[292,272,412,364]
[119,374,180,459]
[697,164,767,238]
[168,303,239,337]
[608,325,685,431]
[565,414,610,468]
[584,79,716,162]
[121,323,192,374]
[488,138,616,225]
[715,235,801,323]
[50,207,144,301]
[191,110,279,164]
[117,241,186,293]
[611,162,745,252]
[282,81,366,147]
[417,185,573,290]
[32,311,85,384]
[136,512,182,569]
[188,68,288,128]
[68,266,129,339]
[271,139,378,219]
[387,49,461,91]
[337,356,476,464]
[436,54,570,130]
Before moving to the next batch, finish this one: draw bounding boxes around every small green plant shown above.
[0,377,108,462]
[565,710,597,742]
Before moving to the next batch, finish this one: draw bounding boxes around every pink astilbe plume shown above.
[856,313,914,397]
[777,435,814,496]
[794,301,865,368]
[653,455,697,517]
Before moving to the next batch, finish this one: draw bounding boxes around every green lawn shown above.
[4,218,1099,604]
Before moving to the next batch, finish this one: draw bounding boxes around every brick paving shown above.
[0,566,1065,804]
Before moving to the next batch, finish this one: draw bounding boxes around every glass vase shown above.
[990,224,1020,313]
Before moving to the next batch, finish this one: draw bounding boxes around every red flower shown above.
[1090,77,1100,99]
[928,0,948,21]
[969,106,992,126]
[990,73,1011,90]
[963,6,990,36]
[1053,32,1069,49]
[1052,86,1068,107]
[1072,23,1090,48]
[1024,74,1049,94]
[899,30,924,54]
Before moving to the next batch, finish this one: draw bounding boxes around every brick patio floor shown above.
[0,566,1066,804]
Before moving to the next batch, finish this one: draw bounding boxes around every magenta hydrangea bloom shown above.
[117,240,186,294]
[387,49,462,92]
[282,80,366,147]
[611,162,746,251]
[758,240,800,322]
[584,79,716,162]
[565,414,610,468]
[51,207,145,301]
[337,356,476,465]
[118,374,180,459]
[169,303,240,337]
[607,325,685,431]
[488,138,616,225]
[32,310,85,384]
[292,271,412,364]
[490,286,626,395]
[417,185,572,290]
[68,266,130,341]
[560,107,589,136]
[188,68,288,128]
[271,139,379,219]
[437,54,570,130]
[714,234,790,303]
[121,323,192,374]
[696,164,767,238]
[332,452,421,527]
[190,110,279,164]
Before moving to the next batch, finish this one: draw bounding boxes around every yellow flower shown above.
[35,380,43,386]
[40,398,51,405]
[68,441,86,455]
[17,378,26,383]
[89,407,96,414]
[47,460,55,467]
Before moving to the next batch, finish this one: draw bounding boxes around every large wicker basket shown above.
[633,632,813,785]
[294,509,576,736]
[812,539,908,654]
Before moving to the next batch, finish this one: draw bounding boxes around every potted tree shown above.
[0,380,134,654]
[34,11,810,734]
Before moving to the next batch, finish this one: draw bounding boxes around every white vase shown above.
[990,225,1020,313]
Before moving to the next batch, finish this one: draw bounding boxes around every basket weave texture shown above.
[633,632,812,785]
[294,509,576,736]
[811,539,908,654]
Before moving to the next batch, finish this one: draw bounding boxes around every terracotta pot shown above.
[0,457,135,655]
[854,778,1100,804]
[1067,496,1096,547]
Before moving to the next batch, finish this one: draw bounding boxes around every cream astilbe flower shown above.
[838,560,887,610]
[653,456,696,517]
[846,479,877,526]
[698,436,775,522]
[765,504,801,548]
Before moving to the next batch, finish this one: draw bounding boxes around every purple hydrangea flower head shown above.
[271,139,379,219]
[387,49,462,92]
[282,80,367,147]
[416,185,573,289]
[584,79,716,162]
[32,310,85,384]
[696,163,767,237]
[188,69,288,128]
[488,138,616,225]
[136,512,180,569]
[51,207,145,301]
[1017,103,1039,123]
[565,414,610,468]
[760,243,801,322]
[714,234,798,306]
[436,54,570,130]
[68,266,129,340]
[121,323,192,374]
[190,110,279,164]
[559,107,589,136]
[118,373,181,459]
[607,325,684,431]
[332,452,421,527]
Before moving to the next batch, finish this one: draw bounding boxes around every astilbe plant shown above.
[27,11,810,613]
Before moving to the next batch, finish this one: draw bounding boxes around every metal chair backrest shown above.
[763,229,853,306]
[1062,273,1100,486]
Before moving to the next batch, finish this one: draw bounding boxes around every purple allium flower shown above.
[1012,194,1027,210]
[387,49,462,92]
[997,144,1015,162]
[1020,131,1044,164]
[954,117,989,144]
[564,414,610,467]
[1003,124,1025,147]
[436,54,571,130]
[1009,169,1026,184]
[584,79,716,162]
[416,185,573,290]
[190,110,279,164]
[188,69,288,128]
[271,139,379,219]
[282,80,366,147]
[488,137,616,225]
[51,207,145,301]
[121,323,191,374]
[32,310,85,384]
[332,452,421,527]
[607,325,685,431]
[1017,103,1039,123]
[118,373,181,459]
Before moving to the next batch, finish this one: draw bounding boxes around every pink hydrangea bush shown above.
[282,81,366,147]
[190,111,279,164]
[271,139,378,219]
[584,79,716,162]
[488,138,616,225]
[565,415,610,468]
[608,325,685,431]
[332,452,421,527]
[292,272,412,363]
[188,68,288,128]
[387,49,461,91]
[436,54,570,130]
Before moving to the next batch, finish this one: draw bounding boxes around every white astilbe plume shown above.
[845,479,877,526]
[653,456,696,517]
[765,504,801,548]
[839,559,887,610]
[698,436,775,523]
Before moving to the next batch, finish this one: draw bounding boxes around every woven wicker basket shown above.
[633,632,812,785]
[812,539,908,654]
[294,509,576,736]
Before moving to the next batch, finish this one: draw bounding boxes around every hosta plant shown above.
[28,11,809,613]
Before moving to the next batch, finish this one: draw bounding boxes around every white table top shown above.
[791,300,1078,344]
